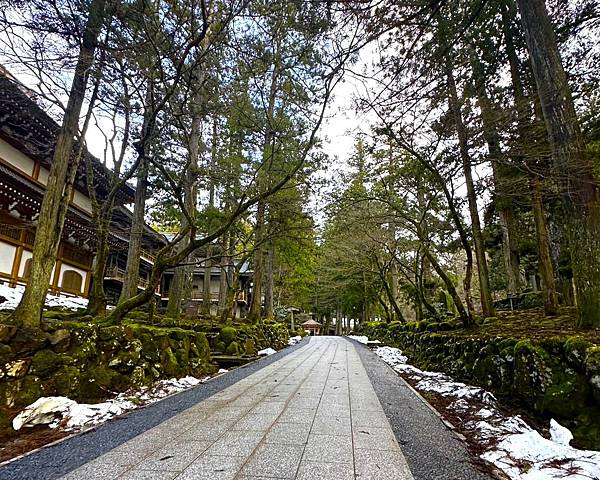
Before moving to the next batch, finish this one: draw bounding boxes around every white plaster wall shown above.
[59,263,88,293]
[38,166,50,185]
[0,241,16,274]
[18,250,32,276]
[72,190,93,214]
[0,138,35,176]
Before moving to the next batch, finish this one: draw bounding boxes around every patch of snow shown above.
[288,336,302,345]
[374,346,408,366]
[13,375,208,432]
[373,344,600,480]
[258,348,277,356]
[476,408,495,419]
[482,429,600,480]
[0,283,88,311]
[346,335,368,344]
[217,368,229,374]
[13,397,76,430]
[550,419,573,446]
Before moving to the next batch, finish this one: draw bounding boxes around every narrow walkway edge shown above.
[352,339,493,480]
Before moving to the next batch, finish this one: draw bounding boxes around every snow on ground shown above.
[258,348,277,356]
[371,343,600,480]
[13,376,212,432]
[0,283,88,311]
[288,336,302,345]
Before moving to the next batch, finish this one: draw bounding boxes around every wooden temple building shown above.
[0,67,163,301]
[0,67,252,314]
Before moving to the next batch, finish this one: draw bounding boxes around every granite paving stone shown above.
[295,461,355,480]
[3,337,484,479]
[303,434,354,463]
[239,443,304,478]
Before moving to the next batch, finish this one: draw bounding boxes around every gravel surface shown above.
[0,338,309,480]
[352,339,494,480]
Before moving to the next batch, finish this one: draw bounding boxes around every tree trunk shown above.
[530,176,559,315]
[423,246,470,326]
[471,57,521,296]
[517,0,600,327]
[248,201,265,321]
[11,0,106,329]
[202,245,213,315]
[264,241,274,319]
[87,221,110,316]
[501,0,559,315]
[218,233,230,316]
[119,153,149,303]
[446,61,495,318]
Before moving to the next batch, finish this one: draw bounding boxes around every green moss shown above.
[542,375,591,418]
[584,346,600,375]
[472,355,502,388]
[80,365,120,399]
[564,336,593,369]
[30,350,73,377]
[97,326,124,342]
[218,327,237,346]
[512,340,553,405]
[245,338,257,356]
[161,347,180,377]
[226,341,240,356]
[53,366,81,397]
[193,333,210,361]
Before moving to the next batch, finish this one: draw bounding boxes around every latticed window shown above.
[62,270,82,292]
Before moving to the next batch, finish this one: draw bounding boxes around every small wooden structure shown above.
[301,319,322,336]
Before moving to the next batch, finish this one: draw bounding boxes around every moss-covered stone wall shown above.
[211,322,293,356]
[357,320,600,449]
[0,320,213,432]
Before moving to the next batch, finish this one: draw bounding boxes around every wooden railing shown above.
[190,291,220,300]
[140,249,156,264]
[0,223,22,242]
[105,265,151,289]
[186,290,247,302]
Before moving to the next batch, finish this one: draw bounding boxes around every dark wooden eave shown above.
[0,73,135,204]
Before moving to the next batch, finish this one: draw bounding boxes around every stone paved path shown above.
[60,337,414,480]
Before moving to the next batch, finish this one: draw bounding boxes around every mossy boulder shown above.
[45,329,71,352]
[98,326,124,342]
[161,347,186,377]
[10,328,48,355]
[218,327,237,347]
[226,341,240,356]
[53,366,81,397]
[0,376,44,408]
[565,337,593,370]
[80,365,123,400]
[584,346,600,401]
[542,373,591,418]
[4,359,31,379]
[245,339,257,356]
[513,340,553,405]
[30,349,73,377]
